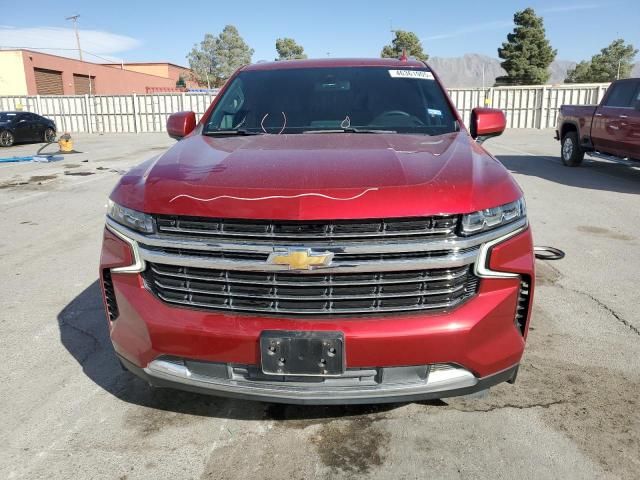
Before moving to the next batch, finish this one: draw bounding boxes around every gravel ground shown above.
[0,130,638,479]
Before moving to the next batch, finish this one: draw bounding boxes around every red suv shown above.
[100,58,534,404]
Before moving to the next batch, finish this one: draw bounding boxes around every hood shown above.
[112,132,522,220]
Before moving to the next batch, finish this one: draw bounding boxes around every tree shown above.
[381,30,428,61]
[275,38,307,60]
[187,25,254,88]
[564,61,592,84]
[565,39,638,83]
[496,8,556,85]
[175,75,186,88]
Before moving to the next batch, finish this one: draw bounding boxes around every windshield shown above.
[204,67,458,135]
[0,113,18,122]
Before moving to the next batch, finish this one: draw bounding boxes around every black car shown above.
[0,111,57,147]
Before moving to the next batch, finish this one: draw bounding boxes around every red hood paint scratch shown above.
[168,187,380,204]
[111,131,521,220]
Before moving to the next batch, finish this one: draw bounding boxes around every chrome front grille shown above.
[105,215,533,317]
[144,263,478,315]
[156,215,459,242]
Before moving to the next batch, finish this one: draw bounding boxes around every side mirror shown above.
[167,111,196,140]
[470,108,506,144]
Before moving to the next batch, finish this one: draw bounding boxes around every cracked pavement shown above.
[0,130,639,479]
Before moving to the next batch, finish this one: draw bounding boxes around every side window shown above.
[604,81,638,108]
[633,83,640,110]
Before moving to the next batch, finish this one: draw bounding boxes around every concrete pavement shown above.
[0,130,638,479]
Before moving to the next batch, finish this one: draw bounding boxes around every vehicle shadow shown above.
[57,281,443,421]
[496,154,640,195]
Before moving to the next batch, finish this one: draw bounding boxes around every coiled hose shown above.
[534,246,565,260]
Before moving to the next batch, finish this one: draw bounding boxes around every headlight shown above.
[461,198,526,235]
[107,199,154,233]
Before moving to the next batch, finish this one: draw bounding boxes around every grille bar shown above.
[149,263,469,286]
[138,245,478,274]
[139,244,476,263]
[153,291,471,315]
[106,216,528,256]
[151,279,467,300]
[156,215,459,241]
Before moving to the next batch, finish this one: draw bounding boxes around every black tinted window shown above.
[604,81,640,108]
[0,112,19,122]
[205,67,457,135]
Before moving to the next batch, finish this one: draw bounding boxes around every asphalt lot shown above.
[0,129,638,479]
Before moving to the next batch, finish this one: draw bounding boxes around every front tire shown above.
[561,131,584,167]
[44,127,56,143]
[0,130,15,147]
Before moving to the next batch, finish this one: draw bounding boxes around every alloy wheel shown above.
[44,128,56,143]
[562,137,574,160]
[0,130,14,147]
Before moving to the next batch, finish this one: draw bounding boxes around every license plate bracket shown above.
[260,331,345,376]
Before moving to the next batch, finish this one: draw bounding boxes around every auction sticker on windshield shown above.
[388,70,435,80]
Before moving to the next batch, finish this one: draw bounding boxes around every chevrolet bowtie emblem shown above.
[267,248,334,270]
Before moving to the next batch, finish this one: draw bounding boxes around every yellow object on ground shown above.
[58,133,73,152]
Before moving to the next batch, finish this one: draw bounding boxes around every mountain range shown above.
[428,54,640,88]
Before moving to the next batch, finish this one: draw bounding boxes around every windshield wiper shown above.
[303,128,396,134]
[203,129,263,136]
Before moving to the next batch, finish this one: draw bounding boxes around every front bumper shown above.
[100,223,535,404]
[120,354,519,405]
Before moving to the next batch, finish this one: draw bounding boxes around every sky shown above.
[1,0,638,66]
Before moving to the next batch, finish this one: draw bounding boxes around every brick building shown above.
[103,62,200,90]
[0,49,196,95]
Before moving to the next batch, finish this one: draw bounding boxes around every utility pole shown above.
[617,58,621,80]
[66,15,83,61]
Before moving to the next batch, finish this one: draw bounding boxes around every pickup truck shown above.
[556,78,640,166]
[100,58,534,404]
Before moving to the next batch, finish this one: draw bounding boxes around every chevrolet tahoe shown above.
[100,58,535,404]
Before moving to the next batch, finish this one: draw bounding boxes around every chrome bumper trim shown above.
[128,357,519,404]
[144,360,478,401]
[106,223,146,274]
[137,245,478,273]
[474,225,528,279]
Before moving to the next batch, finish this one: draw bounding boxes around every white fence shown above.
[450,83,609,129]
[0,83,609,134]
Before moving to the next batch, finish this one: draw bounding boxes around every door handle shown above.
[619,115,628,119]
[595,113,603,117]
